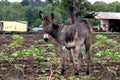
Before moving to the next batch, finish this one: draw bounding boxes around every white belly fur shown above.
[66,42,75,48]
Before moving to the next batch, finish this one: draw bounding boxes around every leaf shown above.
[14,64,24,73]
[38,68,49,74]
[48,52,55,56]
[107,67,117,76]
[12,53,18,57]
[35,56,44,61]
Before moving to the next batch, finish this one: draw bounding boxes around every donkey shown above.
[39,11,93,75]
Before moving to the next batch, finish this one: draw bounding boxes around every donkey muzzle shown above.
[43,34,49,42]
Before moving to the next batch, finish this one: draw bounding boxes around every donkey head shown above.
[39,11,54,42]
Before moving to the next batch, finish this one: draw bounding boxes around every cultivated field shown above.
[0,33,120,80]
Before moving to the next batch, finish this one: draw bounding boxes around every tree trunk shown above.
[69,0,80,24]
[70,12,75,24]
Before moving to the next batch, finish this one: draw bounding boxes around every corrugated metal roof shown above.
[95,12,120,20]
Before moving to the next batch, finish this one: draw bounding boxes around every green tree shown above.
[46,0,92,23]
[23,6,40,26]
[0,0,10,5]
[9,3,24,20]
[42,4,63,23]
[107,1,120,12]
[92,1,107,12]
[0,2,24,21]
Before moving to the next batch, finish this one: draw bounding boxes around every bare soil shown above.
[0,33,120,80]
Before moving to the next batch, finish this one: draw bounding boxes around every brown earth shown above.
[0,33,120,80]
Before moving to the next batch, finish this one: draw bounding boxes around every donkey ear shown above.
[39,11,44,20]
[50,13,54,20]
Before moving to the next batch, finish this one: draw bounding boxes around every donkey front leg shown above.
[60,46,67,75]
[69,49,75,64]
[69,48,80,75]
[74,39,85,75]
[75,46,83,75]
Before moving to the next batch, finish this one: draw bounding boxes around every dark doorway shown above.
[109,20,120,32]
[0,22,3,31]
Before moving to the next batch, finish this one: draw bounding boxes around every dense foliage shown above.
[0,0,120,27]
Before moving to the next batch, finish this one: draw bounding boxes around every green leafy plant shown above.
[11,38,60,78]
[34,40,44,44]
[0,52,8,61]
[14,64,25,73]
[12,35,24,44]
[12,42,56,61]
[0,52,14,64]
[44,43,54,50]
[92,35,120,64]
[12,48,40,58]
[7,35,24,55]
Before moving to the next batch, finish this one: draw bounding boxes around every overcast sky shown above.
[8,0,120,4]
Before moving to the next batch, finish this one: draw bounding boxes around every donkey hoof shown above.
[61,69,65,75]
[86,70,90,75]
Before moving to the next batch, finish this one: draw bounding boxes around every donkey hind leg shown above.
[75,46,83,75]
[69,49,78,74]
[69,49,75,64]
[60,46,67,75]
[85,39,91,75]
[75,40,84,75]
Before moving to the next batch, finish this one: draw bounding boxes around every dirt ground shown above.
[0,33,120,80]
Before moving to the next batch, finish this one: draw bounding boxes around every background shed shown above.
[0,21,28,32]
[95,12,120,32]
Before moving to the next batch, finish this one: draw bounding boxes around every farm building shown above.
[0,21,28,32]
[95,12,120,32]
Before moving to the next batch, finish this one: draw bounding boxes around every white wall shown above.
[2,21,27,32]
[100,19,109,31]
